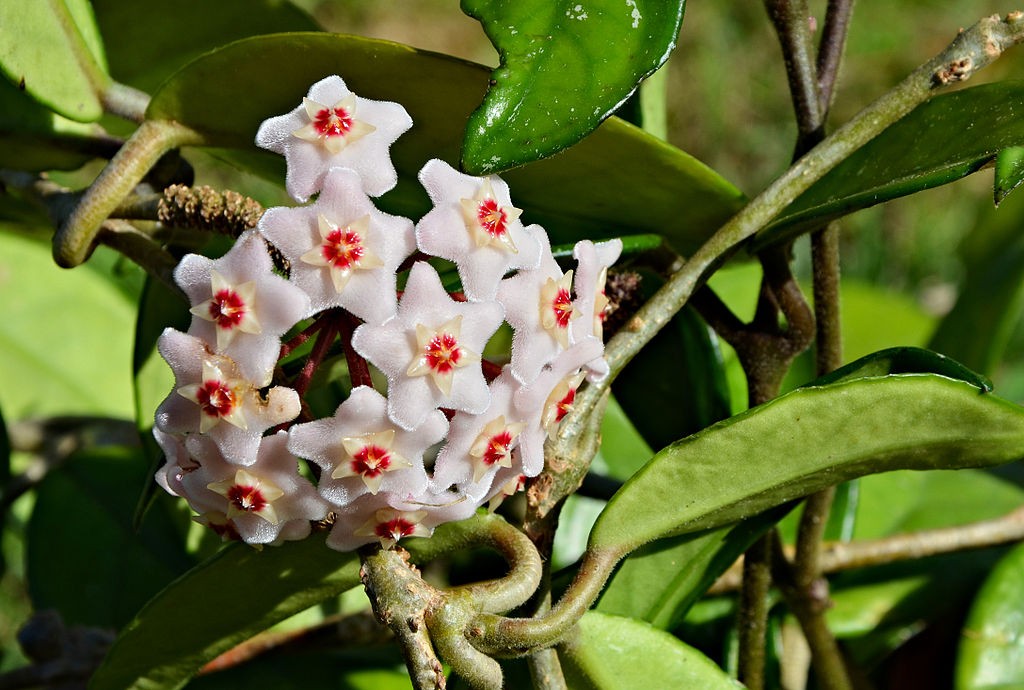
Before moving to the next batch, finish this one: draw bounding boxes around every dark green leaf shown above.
[811,346,992,391]
[612,276,731,450]
[92,513,510,690]
[596,506,790,629]
[27,446,196,630]
[187,650,413,690]
[559,611,739,689]
[90,534,361,690]
[590,375,1024,554]
[459,0,685,174]
[994,146,1024,205]
[0,0,109,122]
[759,83,1024,249]
[957,541,1024,690]
[91,0,318,94]
[929,188,1024,377]
[145,33,743,256]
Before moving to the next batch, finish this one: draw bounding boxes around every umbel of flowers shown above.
[153,75,621,551]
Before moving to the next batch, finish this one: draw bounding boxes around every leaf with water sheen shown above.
[759,82,1024,248]
[145,33,743,256]
[590,374,1024,554]
[459,0,686,174]
[559,611,741,689]
[994,146,1024,205]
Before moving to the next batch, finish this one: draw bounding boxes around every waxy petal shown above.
[255,75,412,201]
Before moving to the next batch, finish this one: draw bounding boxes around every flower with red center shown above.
[299,213,383,293]
[189,270,262,351]
[195,511,242,542]
[288,386,444,508]
[292,94,376,154]
[406,316,479,396]
[208,468,285,524]
[258,169,415,325]
[459,178,523,251]
[415,159,542,301]
[539,271,580,349]
[335,430,412,494]
[469,416,526,482]
[487,474,527,512]
[176,231,310,384]
[542,372,585,433]
[351,262,503,430]
[176,359,248,433]
[499,234,583,385]
[255,75,412,201]
[355,508,431,549]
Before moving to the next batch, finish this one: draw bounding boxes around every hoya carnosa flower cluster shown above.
[153,75,621,551]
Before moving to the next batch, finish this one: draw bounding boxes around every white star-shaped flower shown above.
[415,159,543,301]
[288,386,445,507]
[255,75,412,201]
[175,231,310,384]
[179,432,328,545]
[351,262,504,431]
[498,234,581,385]
[154,329,300,465]
[258,168,416,324]
[326,489,478,552]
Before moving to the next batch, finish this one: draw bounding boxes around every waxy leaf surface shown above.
[957,541,1024,690]
[759,83,1024,248]
[994,145,1024,205]
[590,375,1024,554]
[459,0,686,174]
[146,33,743,256]
[559,611,740,689]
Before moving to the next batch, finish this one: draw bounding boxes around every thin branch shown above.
[817,0,857,112]
[709,505,1024,594]
[738,536,773,690]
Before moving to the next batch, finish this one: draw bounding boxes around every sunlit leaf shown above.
[0,0,109,121]
[956,541,1024,690]
[0,232,135,419]
[994,146,1024,205]
[811,346,991,391]
[459,0,686,174]
[559,611,741,689]
[758,82,1024,249]
[596,506,789,630]
[590,374,1024,554]
[145,33,743,256]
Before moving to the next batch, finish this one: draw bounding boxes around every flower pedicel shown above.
[153,74,621,551]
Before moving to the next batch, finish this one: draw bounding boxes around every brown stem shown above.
[336,311,374,389]
[738,536,774,690]
[291,314,339,398]
[817,0,857,112]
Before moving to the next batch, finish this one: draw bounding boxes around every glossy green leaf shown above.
[27,446,196,630]
[90,534,361,690]
[0,232,135,420]
[759,83,1024,249]
[596,505,790,629]
[929,188,1024,377]
[957,541,1024,690]
[0,0,109,122]
[994,146,1024,205]
[590,375,1024,554]
[145,33,743,256]
[90,0,318,94]
[811,346,991,391]
[459,0,685,174]
[559,611,740,689]
[92,513,508,690]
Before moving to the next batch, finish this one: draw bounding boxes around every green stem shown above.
[738,536,773,690]
[54,119,202,267]
[590,12,1024,409]
[101,82,150,123]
